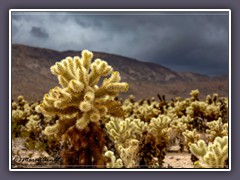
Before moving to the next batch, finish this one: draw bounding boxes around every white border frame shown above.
[9,9,231,171]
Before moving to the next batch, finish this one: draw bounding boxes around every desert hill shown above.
[11,44,228,101]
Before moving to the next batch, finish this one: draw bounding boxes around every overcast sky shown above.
[12,11,229,76]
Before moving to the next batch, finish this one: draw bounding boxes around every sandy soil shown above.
[163,145,193,168]
[163,152,193,168]
[11,138,193,169]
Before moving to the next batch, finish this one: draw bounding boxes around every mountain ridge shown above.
[11,44,228,101]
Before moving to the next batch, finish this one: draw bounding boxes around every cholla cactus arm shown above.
[189,140,208,160]
[104,150,123,168]
[88,58,112,86]
[105,118,121,142]
[43,120,61,136]
[94,99,125,118]
[214,136,228,149]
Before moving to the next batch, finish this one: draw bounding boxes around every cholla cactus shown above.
[25,115,41,133]
[168,100,191,118]
[149,115,171,139]
[189,136,228,168]
[190,89,200,101]
[182,129,201,151]
[105,117,147,168]
[148,115,171,150]
[117,139,139,168]
[167,116,191,151]
[12,96,31,124]
[137,115,171,168]
[36,50,128,132]
[206,117,228,142]
[35,50,128,167]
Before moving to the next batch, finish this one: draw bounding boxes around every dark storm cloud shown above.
[30,26,49,39]
[136,15,229,76]
[11,11,229,76]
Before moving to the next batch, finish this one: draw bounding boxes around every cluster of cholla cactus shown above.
[12,95,60,155]
[12,95,39,138]
[12,50,229,169]
[114,89,229,168]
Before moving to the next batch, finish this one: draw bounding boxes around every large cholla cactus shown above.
[36,50,128,132]
[36,50,128,167]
